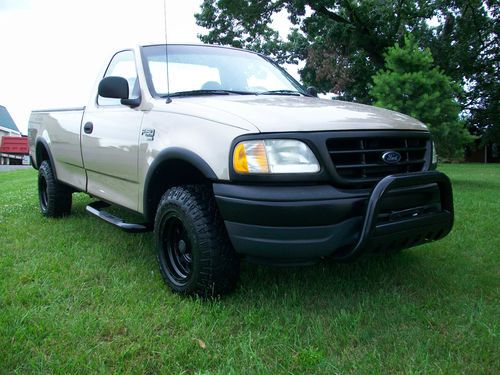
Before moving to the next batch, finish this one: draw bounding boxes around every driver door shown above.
[81,50,143,211]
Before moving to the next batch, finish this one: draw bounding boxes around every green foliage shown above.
[195,0,499,144]
[430,0,499,145]
[1,167,499,373]
[370,35,472,159]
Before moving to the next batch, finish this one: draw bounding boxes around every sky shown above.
[0,0,297,134]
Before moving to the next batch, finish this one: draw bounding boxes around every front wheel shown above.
[38,160,72,217]
[154,185,240,297]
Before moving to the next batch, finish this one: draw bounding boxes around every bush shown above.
[370,35,472,159]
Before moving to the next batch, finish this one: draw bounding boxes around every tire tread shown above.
[38,160,72,217]
[155,185,240,297]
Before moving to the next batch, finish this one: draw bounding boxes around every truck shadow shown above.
[236,251,435,301]
[70,197,441,308]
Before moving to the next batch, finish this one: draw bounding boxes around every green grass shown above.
[0,164,498,374]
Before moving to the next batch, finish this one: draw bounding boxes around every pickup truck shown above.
[28,44,454,296]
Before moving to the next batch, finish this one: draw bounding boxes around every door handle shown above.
[83,122,93,134]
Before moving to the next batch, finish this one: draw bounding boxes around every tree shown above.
[195,0,498,145]
[370,35,471,159]
[430,0,499,145]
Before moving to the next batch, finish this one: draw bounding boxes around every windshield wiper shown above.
[257,89,302,96]
[166,89,255,97]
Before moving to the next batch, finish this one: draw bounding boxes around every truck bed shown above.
[28,107,86,190]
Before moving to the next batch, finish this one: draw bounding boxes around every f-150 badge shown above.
[141,128,155,141]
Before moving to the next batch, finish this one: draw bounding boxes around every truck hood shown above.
[164,95,427,133]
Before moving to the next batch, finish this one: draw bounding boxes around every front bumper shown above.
[214,171,453,263]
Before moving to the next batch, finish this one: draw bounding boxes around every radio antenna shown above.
[163,0,172,103]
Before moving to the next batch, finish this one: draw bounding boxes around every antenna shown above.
[163,0,172,103]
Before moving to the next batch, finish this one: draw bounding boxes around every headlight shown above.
[432,141,438,165]
[233,139,320,174]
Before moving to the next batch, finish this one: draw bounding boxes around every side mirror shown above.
[98,76,141,107]
[306,86,318,97]
[98,76,129,99]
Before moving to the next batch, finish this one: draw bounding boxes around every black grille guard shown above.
[334,171,454,261]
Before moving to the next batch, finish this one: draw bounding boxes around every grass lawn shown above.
[0,164,498,374]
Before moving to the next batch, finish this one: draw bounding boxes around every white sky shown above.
[0,0,299,134]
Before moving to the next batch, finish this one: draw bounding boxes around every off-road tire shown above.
[38,160,72,217]
[155,185,240,297]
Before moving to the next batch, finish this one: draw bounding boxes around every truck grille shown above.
[326,134,429,184]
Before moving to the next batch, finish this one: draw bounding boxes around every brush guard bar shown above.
[333,171,454,261]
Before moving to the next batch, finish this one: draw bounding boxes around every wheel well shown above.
[145,159,211,222]
[35,142,50,169]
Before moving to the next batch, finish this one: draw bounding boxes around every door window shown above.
[98,50,140,106]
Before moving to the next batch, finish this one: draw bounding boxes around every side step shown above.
[86,201,151,233]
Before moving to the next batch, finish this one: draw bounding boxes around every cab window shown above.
[98,50,140,106]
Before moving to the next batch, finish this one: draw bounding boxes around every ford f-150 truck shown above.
[28,44,454,296]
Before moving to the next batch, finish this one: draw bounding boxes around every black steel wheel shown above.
[155,185,240,297]
[39,172,49,211]
[162,216,193,287]
[37,160,72,217]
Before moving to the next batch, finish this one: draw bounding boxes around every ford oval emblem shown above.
[381,151,402,164]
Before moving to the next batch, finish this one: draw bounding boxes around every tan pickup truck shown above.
[28,44,454,296]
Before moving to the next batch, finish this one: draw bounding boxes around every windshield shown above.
[141,45,305,97]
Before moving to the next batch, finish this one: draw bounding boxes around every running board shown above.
[86,201,151,233]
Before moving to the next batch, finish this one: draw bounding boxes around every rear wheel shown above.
[155,185,240,297]
[38,160,72,217]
